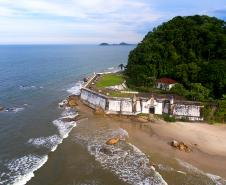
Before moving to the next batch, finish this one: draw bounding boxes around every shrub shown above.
[163,115,176,122]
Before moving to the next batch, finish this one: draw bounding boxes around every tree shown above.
[118,64,125,70]
[126,15,226,99]
[170,84,188,96]
[187,83,210,101]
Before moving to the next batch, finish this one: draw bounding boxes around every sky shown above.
[0,0,225,44]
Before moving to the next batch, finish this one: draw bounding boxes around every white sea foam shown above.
[177,159,226,185]
[27,135,62,151]
[53,119,77,139]
[58,99,68,108]
[19,85,43,90]
[74,128,167,185]
[0,155,48,185]
[61,107,78,119]
[67,81,84,95]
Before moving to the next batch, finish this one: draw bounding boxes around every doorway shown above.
[149,107,155,114]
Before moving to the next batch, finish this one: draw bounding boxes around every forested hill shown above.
[126,15,226,99]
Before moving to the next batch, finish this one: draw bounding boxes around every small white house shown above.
[156,78,177,90]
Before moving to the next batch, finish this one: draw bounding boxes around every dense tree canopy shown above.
[126,15,226,99]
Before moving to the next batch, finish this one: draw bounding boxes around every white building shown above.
[156,78,177,90]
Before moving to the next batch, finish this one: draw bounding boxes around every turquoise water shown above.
[0,45,135,185]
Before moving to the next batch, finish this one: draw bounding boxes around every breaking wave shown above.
[0,155,48,185]
[27,135,62,152]
[67,81,84,95]
[74,128,167,185]
[177,159,226,185]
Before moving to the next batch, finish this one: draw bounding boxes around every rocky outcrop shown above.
[67,95,79,107]
[170,140,192,152]
[0,105,4,112]
[106,137,120,145]
[61,115,80,122]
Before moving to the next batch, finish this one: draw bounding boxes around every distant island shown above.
[99,42,134,46]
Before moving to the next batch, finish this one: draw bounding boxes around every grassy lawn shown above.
[96,73,125,88]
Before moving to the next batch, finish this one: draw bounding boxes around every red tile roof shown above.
[156,77,177,84]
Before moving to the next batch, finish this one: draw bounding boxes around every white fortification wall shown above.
[80,88,107,110]
[172,104,203,121]
[80,87,203,120]
[108,100,121,112]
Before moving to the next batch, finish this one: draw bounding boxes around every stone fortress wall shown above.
[79,73,204,121]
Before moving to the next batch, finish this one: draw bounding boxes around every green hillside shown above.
[126,15,226,99]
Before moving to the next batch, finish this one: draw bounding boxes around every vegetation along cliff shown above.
[126,15,226,100]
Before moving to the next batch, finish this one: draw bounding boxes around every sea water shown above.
[0,45,134,185]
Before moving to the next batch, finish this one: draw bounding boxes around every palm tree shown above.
[118,64,125,70]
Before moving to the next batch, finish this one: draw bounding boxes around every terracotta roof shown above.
[156,77,177,84]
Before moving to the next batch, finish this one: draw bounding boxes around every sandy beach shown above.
[120,119,226,178]
[76,101,226,184]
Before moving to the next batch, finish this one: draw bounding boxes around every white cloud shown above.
[0,0,224,44]
[0,0,162,44]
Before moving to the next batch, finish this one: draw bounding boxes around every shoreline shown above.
[75,99,226,184]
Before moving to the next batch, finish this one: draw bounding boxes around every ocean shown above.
[0,45,135,185]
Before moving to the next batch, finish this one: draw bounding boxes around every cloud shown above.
[0,0,225,44]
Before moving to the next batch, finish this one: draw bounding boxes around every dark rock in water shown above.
[83,77,88,82]
[100,147,112,155]
[0,105,4,111]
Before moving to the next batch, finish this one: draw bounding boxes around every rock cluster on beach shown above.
[67,95,79,107]
[171,140,192,152]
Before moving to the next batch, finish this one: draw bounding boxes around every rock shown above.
[0,106,4,112]
[135,116,149,123]
[106,137,120,145]
[171,140,179,147]
[100,147,112,155]
[94,107,105,115]
[67,95,79,107]
[179,143,185,151]
[83,77,88,82]
[61,117,78,122]
[170,140,192,153]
